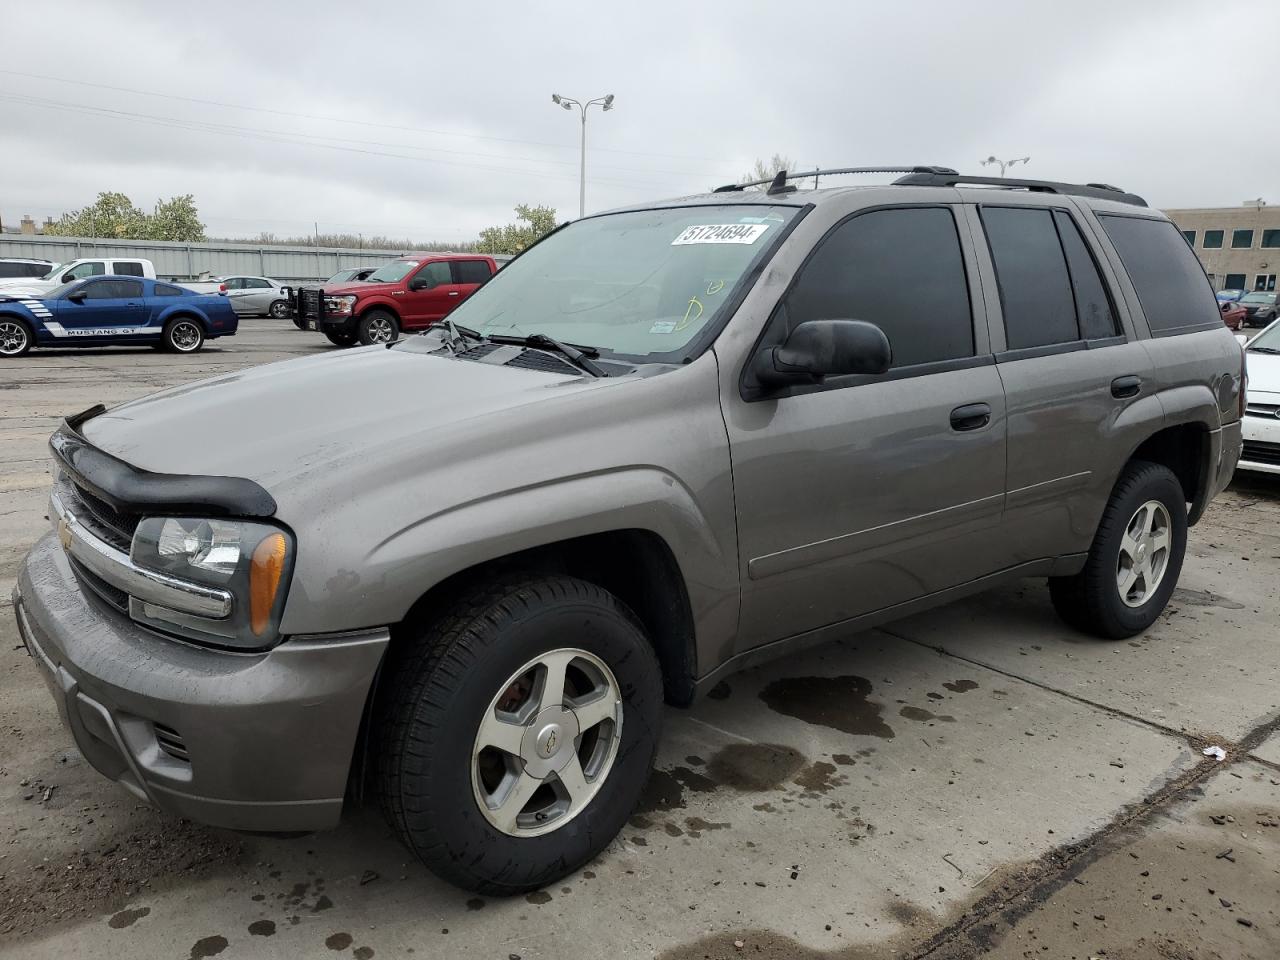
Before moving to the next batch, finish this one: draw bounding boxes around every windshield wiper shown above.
[490,333,608,377]
[1247,346,1280,354]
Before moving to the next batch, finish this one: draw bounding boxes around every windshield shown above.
[366,260,417,283]
[47,280,79,299]
[1241,292,1275,303]
[449,204,800,362]
[1248,322,1280,351]
[327,270,356,283]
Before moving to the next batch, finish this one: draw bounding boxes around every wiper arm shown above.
[491,333,607,377]
[1247,346,1280,354]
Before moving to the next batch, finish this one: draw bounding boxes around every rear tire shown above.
[0,318,33,357]
[1048,460,1187,639]
[268,300,290,319]
[357,310,399,346]
[162,317,204,353]
[374,575,663,895]
[324,330,357,347]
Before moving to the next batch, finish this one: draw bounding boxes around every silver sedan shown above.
[221,276,293,318]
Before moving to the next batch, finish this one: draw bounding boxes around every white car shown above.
[0,257,157,296]
[1240,319,1280,475]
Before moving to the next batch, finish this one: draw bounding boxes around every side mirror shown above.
[752,319,892,390]
[67,291,87,303]
[409,276,434,291]
[62,273,75,283]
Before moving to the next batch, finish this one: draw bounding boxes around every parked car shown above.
[0,257,54,279]
[12,169,1242,895]
[0,276,237,356]
[0,257,157,296]
[1216,289,1246,302]
[1238,291,1280,327]
[181,276,292,319]
[1239,319,1280,474]
[326,266,381,284]
[297,254,499,345]
[1220,299,1246,330]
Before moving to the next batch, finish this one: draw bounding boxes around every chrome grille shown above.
[1245,401,1280,419]
[1241,439,1280,466]
[57,476,137,550]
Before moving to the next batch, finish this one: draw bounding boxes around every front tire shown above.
[324,330,357,347]
[374,576,663,894]
[268,300,290,319]
[357,310,399,346]
[162,317,204,353]
[0,318,33,357]
[1049,460,1187,639]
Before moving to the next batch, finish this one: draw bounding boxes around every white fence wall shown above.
[0,234,429,283]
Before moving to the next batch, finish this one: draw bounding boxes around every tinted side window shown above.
[981,207,1076,350]
[415,261,453,287]
[243,278,271,289]
[154,283,184,297]
[112,261,145,277]
[454,260,493,285]
[1098,215,1220,334]
[0,263,24,278]
[782,207,973,368]
[1053,210,1119,340]
[82,279,143,299]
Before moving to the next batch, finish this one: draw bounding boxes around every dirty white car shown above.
[1240,319,1280,474]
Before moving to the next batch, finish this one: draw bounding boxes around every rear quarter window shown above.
[1098,215,1220,335]
[154,284,185,297]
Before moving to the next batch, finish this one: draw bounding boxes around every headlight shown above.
[323,295,357,315]
[131,517,294,650]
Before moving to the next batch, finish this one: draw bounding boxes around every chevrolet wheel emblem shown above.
[58,517,73,551]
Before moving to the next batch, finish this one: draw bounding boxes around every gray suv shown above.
[13,167,1244,895]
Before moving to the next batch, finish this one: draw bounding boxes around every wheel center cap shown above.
[519,706,581,778]
[1135,542,1147,564]
[536,724,561,758]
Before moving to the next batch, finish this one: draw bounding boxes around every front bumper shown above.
[14,533,388,832]
[1240,404,1280,475]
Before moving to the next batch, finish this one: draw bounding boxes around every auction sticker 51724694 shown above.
[671,223,769,245]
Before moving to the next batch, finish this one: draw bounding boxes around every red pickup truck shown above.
[299,253,500,346]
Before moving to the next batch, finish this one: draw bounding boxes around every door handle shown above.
[950,402,991,432]
[1111,375,1142,399]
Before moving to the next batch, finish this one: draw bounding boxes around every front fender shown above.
[355,296,401,319]
[279,466,739,656]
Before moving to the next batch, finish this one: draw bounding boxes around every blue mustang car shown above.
[0,276,238,358]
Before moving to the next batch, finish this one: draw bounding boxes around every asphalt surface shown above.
[1,319,1278,960]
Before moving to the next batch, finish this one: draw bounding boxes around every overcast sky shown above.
[2,0,1276,244]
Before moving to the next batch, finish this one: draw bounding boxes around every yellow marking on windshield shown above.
[677,295,704,331]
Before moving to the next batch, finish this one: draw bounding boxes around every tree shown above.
[43,191,207,241]
[739,154,795,190]
[148,194,205,241]
[44,191,147,239]
[475,204,558,255]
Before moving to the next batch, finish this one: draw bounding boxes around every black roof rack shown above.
[891,171,1147,207]
[713,166,958,196]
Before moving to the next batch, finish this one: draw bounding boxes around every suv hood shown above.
[80,345,609,492]
[320,280,399,296]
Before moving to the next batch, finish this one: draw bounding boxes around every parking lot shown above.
[2,320,1279,959]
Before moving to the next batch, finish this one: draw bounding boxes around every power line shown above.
[0,67,735,166]
[0,93,677,192]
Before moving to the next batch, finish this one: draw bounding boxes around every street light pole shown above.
[551,93,615,218]
[979,155,1031,177]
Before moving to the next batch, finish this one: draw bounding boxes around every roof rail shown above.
[713,166,958,196]
[891,171,1147,207]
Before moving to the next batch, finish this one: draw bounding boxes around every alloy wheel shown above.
[171,321,201,351]
[0,321,29,356]
[1116,499,1171,607]
[471,648,622,838]
[367,316,394,343]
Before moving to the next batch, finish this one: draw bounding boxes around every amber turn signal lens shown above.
[249,533,287,636]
